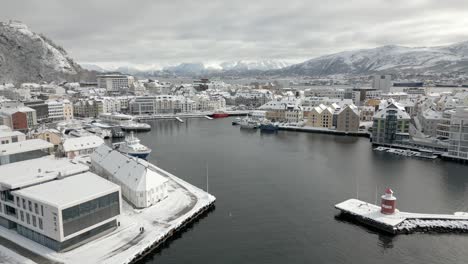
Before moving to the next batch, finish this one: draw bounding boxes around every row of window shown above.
[19,210,43,230]
[15,196,44,217]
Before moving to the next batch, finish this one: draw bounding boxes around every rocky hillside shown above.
[275,42,468,76]
[0,21,94,84]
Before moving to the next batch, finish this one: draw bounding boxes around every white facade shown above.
[61,135,104,159]
[372,75,392,93]
[47,100,65,122]
[0,157,121,251]
[97,75,134,94]
[91,145,169,208]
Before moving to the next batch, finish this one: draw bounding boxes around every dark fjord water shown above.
[135,118,468,264]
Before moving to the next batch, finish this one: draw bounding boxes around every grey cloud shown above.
[1,0,468,66]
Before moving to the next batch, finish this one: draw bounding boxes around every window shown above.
[28,201,32,212]
[16,197,20,207]
[34,203,38,214]
[38,218,43,230]
[32,216,36,227]
[20,211,24,221]
[41,205,44,216]
[22,199,26,209]
[26,213,30,224]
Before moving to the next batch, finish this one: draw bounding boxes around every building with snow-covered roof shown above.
[446,107,468,161]
[91,144,169,208]
[372,102,411,145]
[0,157,120,251]
[336,104,360,132]
[418,109,443,137]
[0,128,26,145]
[0,139,53,165]
[61,135,104,159]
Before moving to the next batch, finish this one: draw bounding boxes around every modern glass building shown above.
[0,158,121,252]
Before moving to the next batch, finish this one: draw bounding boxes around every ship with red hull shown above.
[211,111,229,118]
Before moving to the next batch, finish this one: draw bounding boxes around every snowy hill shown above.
[276,43,468,76]
[0,21,90,83]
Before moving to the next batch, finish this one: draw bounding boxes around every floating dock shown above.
[335,199,468,234]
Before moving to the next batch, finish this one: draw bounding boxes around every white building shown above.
[91,145,169,208]
[61,135,104,159]
[97,74,134,95]
[47,100,65,122]
[447,107,468,160]
[0,156,121,252]
[372,75,392,93]
[0,127,26,144]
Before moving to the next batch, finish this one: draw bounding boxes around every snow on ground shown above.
[0,245,36,264]
[0,170,215,264]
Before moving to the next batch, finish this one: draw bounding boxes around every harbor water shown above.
[134,117,468,264]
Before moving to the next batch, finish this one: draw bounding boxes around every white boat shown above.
[116,132,151,159]
[120,121,151,132]
[239,118,258,129]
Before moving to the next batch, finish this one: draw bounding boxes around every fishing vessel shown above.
[212,111,229,118]
[239,118,258,129]
[259,120,278,132]
[116,132,152,159]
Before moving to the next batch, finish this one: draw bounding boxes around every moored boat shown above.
[212,111,229,118]
[232,117,242,125]
[239,118,258,129]
[259,120,278,132]
[116,132,152,159]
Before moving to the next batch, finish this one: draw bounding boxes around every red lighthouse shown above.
[381,188,397,214]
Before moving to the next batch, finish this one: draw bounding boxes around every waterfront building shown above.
[0,157,121,251]
[0,139,53,165]
[372,102,411,145]
[418,109,443,137]
[372,75,392,93]
[284,106,304,123]
[61,135,104,159]
[436,109,456,140]
[306,104,334,128]
[446,107,468,161]
[336,104,360,132]
[91,145,169,208]
[129,96,157,115]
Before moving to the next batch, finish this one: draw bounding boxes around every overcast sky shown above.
[2,0,468,68]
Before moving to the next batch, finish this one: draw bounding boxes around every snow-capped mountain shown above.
[81,63,106,72]
[220,60,291,71]
[276,42,468,76]
[0,21,89,83]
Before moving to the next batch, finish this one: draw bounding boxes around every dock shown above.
[278,125,370,138]
[335,199,468,234]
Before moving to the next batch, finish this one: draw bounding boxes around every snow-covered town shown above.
[2,2,468,263]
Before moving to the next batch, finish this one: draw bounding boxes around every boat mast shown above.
[206,162,209,194]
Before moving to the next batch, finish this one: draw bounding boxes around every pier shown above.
[335,198,468,234]
[278,125,370,138]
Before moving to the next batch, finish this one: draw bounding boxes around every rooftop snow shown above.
[13,172,120,209]
[62,135,104,152]
[0,139,53,156]
[91,145,168,192]
[0,156,89,190]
